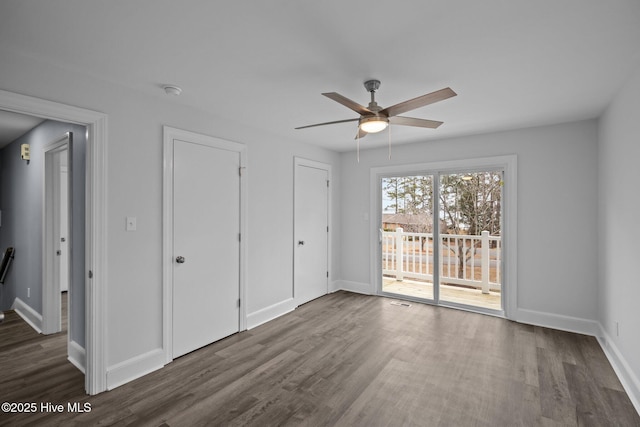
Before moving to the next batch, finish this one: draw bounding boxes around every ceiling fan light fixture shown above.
[359,116,389,133]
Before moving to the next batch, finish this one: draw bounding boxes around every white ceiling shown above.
[0,110,44,148]
[1,0,639,152]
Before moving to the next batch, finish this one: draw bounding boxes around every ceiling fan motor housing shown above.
[364,79,381,93]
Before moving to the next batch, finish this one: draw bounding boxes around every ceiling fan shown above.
[295,80,457,139]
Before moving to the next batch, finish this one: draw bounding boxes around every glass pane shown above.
[438,172,503,311]
[381,175,435,300]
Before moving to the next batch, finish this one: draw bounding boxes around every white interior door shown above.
[172,139,240,358]
[294,160,329,305]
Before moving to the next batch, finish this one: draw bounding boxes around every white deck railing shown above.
[382,228,501,293]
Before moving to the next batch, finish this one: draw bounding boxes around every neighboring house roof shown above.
[382,213,430,226]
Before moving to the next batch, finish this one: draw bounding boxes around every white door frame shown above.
[162,126,248,364]
[293,157,332,305]
[59,163,70,293]
[0,89,108,395]
[370,155,518,319]
[42,134,70,335]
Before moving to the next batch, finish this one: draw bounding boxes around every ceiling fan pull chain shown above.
[388,124,392,160]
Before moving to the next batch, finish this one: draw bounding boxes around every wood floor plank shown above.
[1,291,639,426]
[575,333,627,392]
[536,346,577,424]
[513,325,540,387]
[600,386,640,427]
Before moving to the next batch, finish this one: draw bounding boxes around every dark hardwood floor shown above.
[1,291,638,426]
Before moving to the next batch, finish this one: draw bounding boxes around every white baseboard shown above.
[596,325,640,415]
[247,284,370,330]
[515,307,600,336]
[334,280,374,295]
[106,348,165,390]
[12,297,43,333]
[247,297,296,330]
[68,339,86,374]
[329,280,341,293]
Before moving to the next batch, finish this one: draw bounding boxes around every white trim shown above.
[515,307,600,336]
[68,339,86,374]
[106,348,165,391]
[85,109,108,395]
[293,157,332,306]
[11,297,43,333]
[246,298,297,330]
[0,89,109,395]
[328,280,341,293]
[596,324,640,415]
[369,155,518,319]
[162,129,173,364]
[335,280,374,295]
[163,126,248,364]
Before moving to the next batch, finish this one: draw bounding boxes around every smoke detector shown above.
[163,85,182,96]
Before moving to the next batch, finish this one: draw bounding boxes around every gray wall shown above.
[339,119,599,322]
[0,119,86,346]
[0,48,342,374]
[598,63,640,399]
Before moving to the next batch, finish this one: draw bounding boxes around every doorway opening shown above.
[43,134,72,337]
[0,90,108,394]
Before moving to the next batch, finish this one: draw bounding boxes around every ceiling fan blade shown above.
[381,87,457,118]
[295,118,359,130]
[322,92,373,115]
[390,116,443,129]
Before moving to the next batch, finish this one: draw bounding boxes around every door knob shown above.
[176,256,186,264]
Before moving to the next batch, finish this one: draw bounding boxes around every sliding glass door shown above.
[380,169,504,314]
[437,171,503,311]
[381,175,436,300]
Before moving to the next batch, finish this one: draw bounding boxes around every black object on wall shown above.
[0,247,15,284]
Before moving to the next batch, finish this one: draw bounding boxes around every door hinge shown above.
[327,226,329,232]
[326,271,329,278]
[88,270,93,279]
[238,298,241,308]
[327,180,330,187]
[239,166,246,176]
[238,233,241,242]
